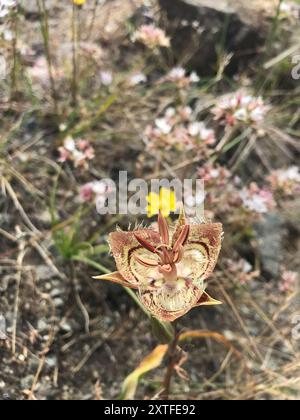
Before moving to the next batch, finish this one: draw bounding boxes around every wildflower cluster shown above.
[132,24,170,49]
[58,137,95,169]
[279,270,298,293]
[159,67,200,88]
[238,183,275,214]
[267,166,300,196]
[198,164,231,188]
[144,105,215,153]
[79,181,111,212]
[212,92,269,126]
[195,164,276,219]
[226,258,260,285]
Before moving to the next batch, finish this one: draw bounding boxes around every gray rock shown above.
[45,355,57,369]
[53,297,64,308]
[0,314,7,340]
[60,321,72,333]
[20,375,35,390]
[37,319,48,332]
[254,212,287,278]
[36,265,56,281]
[50,288,62,298]
[159,0,278,74]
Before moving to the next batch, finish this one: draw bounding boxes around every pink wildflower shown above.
[100,71,113,86]
[280,271,298,293]
[159,67,200,88]
[79,181,110,211]
[132,25,170,49]
[239,183,275,214]
[212,91,269,126]
[79,183,95,202]
[198,164,231,187]
[58,137,95,169]
[144,106,215,153]
[226,258,260,285]
[268,166,300,196]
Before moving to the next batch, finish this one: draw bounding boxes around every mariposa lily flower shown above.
[94,210,223,322]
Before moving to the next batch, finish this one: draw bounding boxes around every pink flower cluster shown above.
[195,164,276,218]
[279,270,298,293]
[196,164,240,219]
[268,166,300,196]
[212,91,269,126]
[159,67,200,88]
[144,106,215,152]
[198,164,231,187]
[239,182,275,214]
[226,258,260,285]
[132,24,170,49]
[79,180,110,212]
[58,137,95,169]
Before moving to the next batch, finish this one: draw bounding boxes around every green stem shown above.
[10,11,18,100]
[161,321,179,400]
[71,3,79,107]
[36,0,58,113]
[85,0,99,41]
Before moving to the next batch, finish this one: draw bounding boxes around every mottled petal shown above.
[185,223,223,280]
[134,234,159,254]
[158,211,170,245]
[172,206,187,245]
[134,255,159,268]
[131,251,161,287]
[139,279,203,322]
[194,291,222,306]
[177,245,209,281]
[173,224,190,252]
[93,271,138,289]
[108,230,161,286]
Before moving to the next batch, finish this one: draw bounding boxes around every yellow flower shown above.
[73,0,86,5]
[147,188,177,218]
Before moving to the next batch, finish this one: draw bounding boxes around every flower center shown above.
[134,212,190,284]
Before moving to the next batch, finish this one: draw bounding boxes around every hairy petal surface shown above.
[108,229,161,286]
